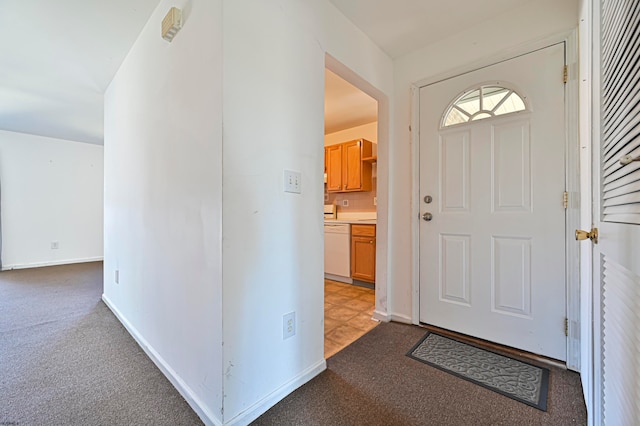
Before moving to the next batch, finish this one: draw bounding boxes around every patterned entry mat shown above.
[407,332,549,411]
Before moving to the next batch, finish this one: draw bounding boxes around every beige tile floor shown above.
[324,279,379,358]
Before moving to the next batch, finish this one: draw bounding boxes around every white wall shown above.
[104,0,392,423]
[103,0,224,424]
[388,0,579,321]
[222,0,392,423]
[0,130,103,269]
[325,122,377,146]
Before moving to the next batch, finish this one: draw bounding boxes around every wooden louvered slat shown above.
[602,66,640,131]
[602,0,640,224]
[604,137,640,162]
[603,125,640,164]
[603,179,640,198]
[602,75,640,139]
[602,87,640,140]
[603,34,640,110]
[603,204,640,214]
[602,4,640,81]
[602,29,640,100]
[602,191,640,207]
[602,89,640,145]
[602,162,640,187]
[601,4,640,93]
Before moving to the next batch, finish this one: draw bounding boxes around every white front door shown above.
[419,43,567,361]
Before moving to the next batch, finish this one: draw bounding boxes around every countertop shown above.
[324,219,377,225]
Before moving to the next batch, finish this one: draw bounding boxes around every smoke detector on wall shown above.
[162,7,182,42]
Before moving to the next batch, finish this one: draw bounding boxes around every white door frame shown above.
[410,30,582,370]
[578,0,596,421]
[325,54,391,321]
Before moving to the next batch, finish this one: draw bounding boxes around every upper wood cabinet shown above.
[325,139,373,193]
[326,144,343,192]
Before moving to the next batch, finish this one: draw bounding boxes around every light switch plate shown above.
[284,170,301,194]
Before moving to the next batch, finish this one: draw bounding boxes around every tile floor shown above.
[324,279,379,358]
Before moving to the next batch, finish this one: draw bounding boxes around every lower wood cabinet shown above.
[351,224,376,283]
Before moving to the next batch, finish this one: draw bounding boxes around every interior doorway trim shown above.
[410,29,581,370]
[325,53,391,321]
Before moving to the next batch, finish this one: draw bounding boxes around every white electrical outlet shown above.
[283,312,296,339]
[51,241,59,250]
[342,199,349,207]
[114,270,119,284]
[284,170,301,194]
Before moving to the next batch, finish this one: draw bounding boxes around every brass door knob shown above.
[575,228,598,244]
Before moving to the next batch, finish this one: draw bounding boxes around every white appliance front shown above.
[324,223,351,283]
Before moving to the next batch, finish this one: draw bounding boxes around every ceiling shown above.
[328,0,534,58]
[2,0,536,145]
[324,0,534,134]
[325,69,377,135]
[0,0,161,145]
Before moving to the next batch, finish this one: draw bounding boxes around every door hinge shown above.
[563,65,568,84]
[563,191,568,209]
[564,318,569,337]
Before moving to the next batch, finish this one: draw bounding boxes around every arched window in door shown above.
[442,84,528,128]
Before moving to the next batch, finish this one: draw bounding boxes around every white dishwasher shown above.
[324,223,352,283]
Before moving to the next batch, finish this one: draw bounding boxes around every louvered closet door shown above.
[595,0,640,424]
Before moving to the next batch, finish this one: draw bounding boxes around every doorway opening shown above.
[323,64,381,358]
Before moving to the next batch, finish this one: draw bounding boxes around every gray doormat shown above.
[407,332,549,411]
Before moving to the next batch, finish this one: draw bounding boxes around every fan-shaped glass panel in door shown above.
[442,85,527,127]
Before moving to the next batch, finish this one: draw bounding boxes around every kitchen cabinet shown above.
[351,224,376,283]
[325,144,343,192]
[325,139,373,193]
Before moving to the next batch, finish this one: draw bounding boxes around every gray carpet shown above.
[254,322,587,426]
[1,262,588,426]
[0,262,203,426]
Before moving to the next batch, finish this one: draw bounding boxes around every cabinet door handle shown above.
[369,240,374,244]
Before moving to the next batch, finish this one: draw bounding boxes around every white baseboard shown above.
[101,295,223,426]
[2,256,103,271]
[372,311,412,325]
[373,310,390,322]
[389,313,413,324]
[223,359,327,426]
